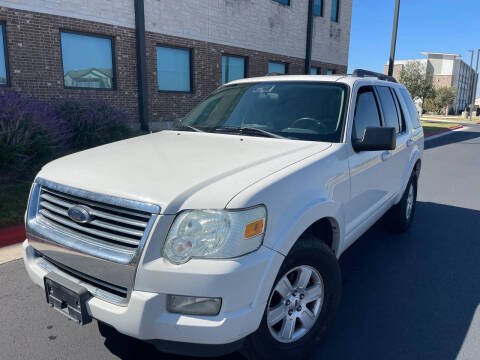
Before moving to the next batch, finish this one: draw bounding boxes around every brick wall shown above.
[383,64,404,80]
[0,6,140,122]
[432,75,453,88]
[0,6,348,126]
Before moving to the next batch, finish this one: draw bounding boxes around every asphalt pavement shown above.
[1,126,480,360]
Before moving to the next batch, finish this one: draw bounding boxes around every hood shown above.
[38,131,331,214]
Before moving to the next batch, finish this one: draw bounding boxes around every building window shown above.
[268,61,287,74]
[156,46,191,92]
[313,0,323,16]
[0,23,8,86]
[331,0,339,22]
[222,55,246,84]
[327,69,336,75]
[273,0,290,5]
[61,31,114,90]
[310,67,320,75]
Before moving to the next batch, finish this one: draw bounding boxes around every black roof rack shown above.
[352,69,397,83]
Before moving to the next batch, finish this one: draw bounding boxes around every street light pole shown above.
[388,0,401,77]
[467,50,474,113]
[470,49,479,121]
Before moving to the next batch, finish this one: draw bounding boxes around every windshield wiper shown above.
[214,126,285,139]
[173,125,204,133]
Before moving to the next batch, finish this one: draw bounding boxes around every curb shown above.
[424,125,463,139]
[0,224,25,248]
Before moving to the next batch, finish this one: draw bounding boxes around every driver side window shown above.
[352,86,381,141]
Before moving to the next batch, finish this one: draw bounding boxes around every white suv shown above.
[24,72,423,359]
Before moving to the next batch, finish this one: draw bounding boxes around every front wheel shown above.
[242,236,342,360]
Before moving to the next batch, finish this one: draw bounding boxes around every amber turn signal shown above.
[244,218,265,239]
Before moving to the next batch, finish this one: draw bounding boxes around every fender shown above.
[394,146,421,204]
[264,197,344,258]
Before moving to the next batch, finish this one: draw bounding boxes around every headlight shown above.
[163,206,266,264]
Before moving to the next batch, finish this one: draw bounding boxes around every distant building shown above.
[384,52,476,114]
[476,97,480,107]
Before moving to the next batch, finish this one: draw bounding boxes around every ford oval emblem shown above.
[67,205,92,224]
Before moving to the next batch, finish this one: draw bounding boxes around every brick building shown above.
[385,52,477,114]
[0,0,352,129]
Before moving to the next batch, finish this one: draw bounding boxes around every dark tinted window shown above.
[157,46,191,92]
[222,55,246,84]
[274,0,290,5]
[352,87,381,140]
[0,24,8,86]
[331,0,339,21]
[310,67,320,75]
[181,82,348,143]
[400,88,421,128]
[314,0,323,16]
[268,62,287,74]
[376,86,400,133]
[61,32,114,89]
[390,88,406,132]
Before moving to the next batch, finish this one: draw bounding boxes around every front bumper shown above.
[23,240,284,345]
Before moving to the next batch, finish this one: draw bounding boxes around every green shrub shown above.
[0,91,66,181]
[58,99,133,151]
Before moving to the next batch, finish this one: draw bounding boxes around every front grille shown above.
[27,179,161,304]
[38,186,152,251]
[41,253,129,300]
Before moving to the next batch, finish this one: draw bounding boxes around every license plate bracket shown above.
[44,272,92,325]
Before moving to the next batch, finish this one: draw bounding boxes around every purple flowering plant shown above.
[0,90,70,180]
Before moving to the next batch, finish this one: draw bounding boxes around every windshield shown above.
[177,81,348,142]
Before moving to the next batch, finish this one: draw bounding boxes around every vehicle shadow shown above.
[425,129,480,150]
[314,201,480,359]
[98,201,480,360]
[98,321,245,359]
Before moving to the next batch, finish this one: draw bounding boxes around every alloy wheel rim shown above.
[267,265,324,343]
[406,183,414,220]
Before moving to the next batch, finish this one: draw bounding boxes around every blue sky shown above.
[348,0,480,79]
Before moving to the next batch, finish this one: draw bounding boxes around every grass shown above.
[421,120,461,135]
[422,115,479,122]
[0,182,32,228]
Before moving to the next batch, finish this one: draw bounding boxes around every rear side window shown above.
[390,88,406,133]
[399,88,421,128]
[376,86,400,133]
[352,86,381,140]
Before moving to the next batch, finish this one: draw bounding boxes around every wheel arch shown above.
[272,199,344,258]
[296,217,340,254]
[394,149,422,204]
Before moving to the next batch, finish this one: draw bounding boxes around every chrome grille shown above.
[38,186,151,250]
[26,178,161,304]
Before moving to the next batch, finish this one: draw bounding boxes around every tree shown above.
[398,61,435,112]
[421,87,457,115]
[434,87,457,115]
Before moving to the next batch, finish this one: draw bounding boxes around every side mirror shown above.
[353,127,396,152]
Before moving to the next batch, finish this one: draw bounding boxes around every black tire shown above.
[241,235,342,360]
[386,173,418,233]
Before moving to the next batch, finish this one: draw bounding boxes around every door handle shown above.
[407,139,414,147]
[381,151,392,162]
